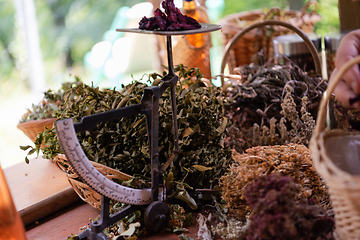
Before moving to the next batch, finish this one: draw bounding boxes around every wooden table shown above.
[4,157,81,226]
[25,201,202,240]
[4,157,212,240]
[25,202,99,240]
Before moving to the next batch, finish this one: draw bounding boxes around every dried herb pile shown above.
[213,61,335,239]
[244,173,334,240]
[19,83,70,122]
[24,68,232,189]
[225,84,317,153]
[220,144,331,222]
[224,62,327,153]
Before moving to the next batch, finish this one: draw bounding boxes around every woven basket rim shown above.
[53,154,134,209]
[53,154,133,181]
[17,118,57,129]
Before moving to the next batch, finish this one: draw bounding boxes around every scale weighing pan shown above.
[116,23,221,35]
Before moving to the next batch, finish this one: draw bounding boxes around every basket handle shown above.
[263,7,282,20]
[300,0,318,16]
[314,55,360,135]
[220,19,322,87]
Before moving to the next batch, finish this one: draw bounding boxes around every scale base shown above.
[77,196,170,240]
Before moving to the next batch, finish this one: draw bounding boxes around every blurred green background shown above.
[0,0,339,168]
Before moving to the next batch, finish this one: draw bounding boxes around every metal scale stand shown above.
[55,23,221,240]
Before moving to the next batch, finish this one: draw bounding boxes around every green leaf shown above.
[19,145,32,151]
[216,117,228,133]
[120,222,141,237]
[182,127,193,138]
[178,233,194,240]
[173,227,188,233]
[191,165,213,171]
[28,148,36,155]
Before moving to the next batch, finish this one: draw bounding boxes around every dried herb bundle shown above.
[329,94,360,131]
[224,62,326,152]
[244,173,334,240]
[220,144,330,222]
[225,85,316,153]
[24,69,232,189]
[227,62,326,122]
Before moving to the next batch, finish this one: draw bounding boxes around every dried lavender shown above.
[244,173,334,240]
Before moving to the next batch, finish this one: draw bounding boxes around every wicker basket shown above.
[220,19,322,87]
[17,118,57,143]
[53,154,132,210]
[219,1,321,72]
[310,55,360,240]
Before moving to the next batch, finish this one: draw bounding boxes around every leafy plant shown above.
[19,78,81,122]
[21,66,232,189]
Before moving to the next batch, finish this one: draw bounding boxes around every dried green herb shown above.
[19,78,81,122]
[22,67,232,189]
[166,204,193,233]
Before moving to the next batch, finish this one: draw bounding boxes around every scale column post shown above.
[166,35,175,76]
[142,86,161,201]
[150,87,160,201]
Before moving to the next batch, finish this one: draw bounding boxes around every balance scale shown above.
[55,23,221,240]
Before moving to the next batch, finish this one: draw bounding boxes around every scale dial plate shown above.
[55,118,153,205]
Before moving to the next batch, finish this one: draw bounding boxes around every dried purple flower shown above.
[139,0,201,31]
[244,173,334,240]
[139,16,159,30]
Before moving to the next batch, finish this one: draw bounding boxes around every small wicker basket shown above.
[219,1,321,72]
[310,55,360,240]
[17,118,57,142]
[53,154,132,210]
